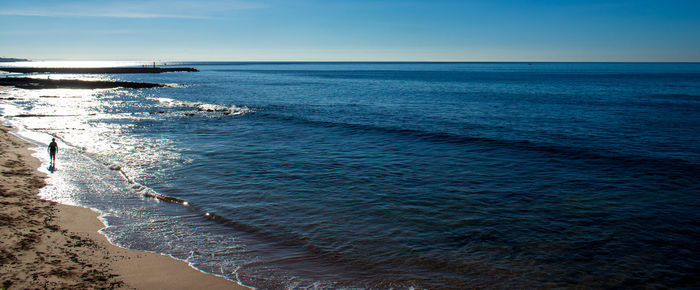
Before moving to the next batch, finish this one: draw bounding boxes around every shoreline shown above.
[0,124,249,289]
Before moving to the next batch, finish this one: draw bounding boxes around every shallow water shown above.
[2,62,699,288]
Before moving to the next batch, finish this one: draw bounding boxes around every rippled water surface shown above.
[2,62,699,288]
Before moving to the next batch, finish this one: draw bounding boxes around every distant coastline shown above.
[0,57,29,62]
[0,66,198,74]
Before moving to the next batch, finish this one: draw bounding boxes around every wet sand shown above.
[0,124,249,289]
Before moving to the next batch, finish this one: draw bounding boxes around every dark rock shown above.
[0,67,197,73]
[0,77,167,89]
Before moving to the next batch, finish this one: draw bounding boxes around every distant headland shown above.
[0,66,198,74]
[0,57,30,62]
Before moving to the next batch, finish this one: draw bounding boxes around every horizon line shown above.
[5,59,700,64]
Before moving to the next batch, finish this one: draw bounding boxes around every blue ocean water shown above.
[2,62,699,288]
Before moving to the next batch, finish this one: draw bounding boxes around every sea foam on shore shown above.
[1,87,249,289]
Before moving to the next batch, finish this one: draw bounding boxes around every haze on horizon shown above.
[1,0,699,62]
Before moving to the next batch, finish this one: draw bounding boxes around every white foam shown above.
[154,97,252,116]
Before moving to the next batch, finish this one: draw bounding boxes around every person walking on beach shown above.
[48,138,58,167]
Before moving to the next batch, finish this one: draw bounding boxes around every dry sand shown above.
[0,124,249,289]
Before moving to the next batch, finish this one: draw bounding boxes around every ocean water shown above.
[1,62,699,288]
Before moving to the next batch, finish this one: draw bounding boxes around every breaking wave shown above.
[154,97,252,116]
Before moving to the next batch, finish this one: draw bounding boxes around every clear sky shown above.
[1,0,699,61]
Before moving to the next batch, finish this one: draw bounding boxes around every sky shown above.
[1,0,699,61]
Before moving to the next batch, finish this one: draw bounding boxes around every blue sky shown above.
[1,0,699,61]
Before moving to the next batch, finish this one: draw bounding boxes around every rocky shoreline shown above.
[0,77,167,89]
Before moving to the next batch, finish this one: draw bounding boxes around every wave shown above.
[36,130,194,209]
[162,83,190,88]
[210,68,700,83]
[258,111,700,181]
[650,93,700,102]
[154,97,252,116]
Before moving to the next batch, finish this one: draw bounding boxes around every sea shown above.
[1,62,699,289]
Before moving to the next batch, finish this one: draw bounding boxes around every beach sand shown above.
[0,124,249,289]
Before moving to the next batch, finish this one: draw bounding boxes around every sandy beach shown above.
[0,124,248,289]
